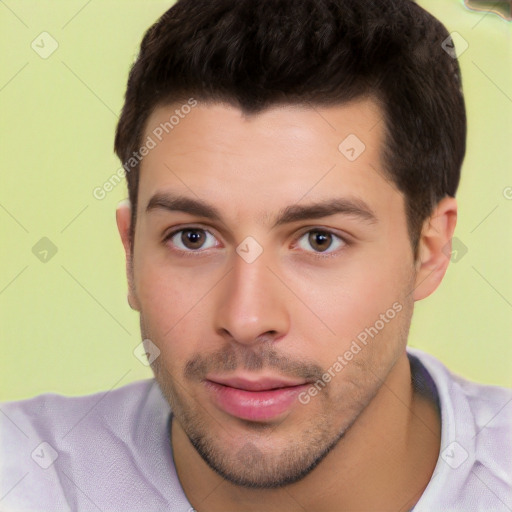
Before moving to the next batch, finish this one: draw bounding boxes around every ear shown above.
[413,196,458,301]
[116,199,140,311]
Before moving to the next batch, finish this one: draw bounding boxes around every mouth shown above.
[204,375,310,422]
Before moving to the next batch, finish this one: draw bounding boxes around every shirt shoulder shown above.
[407,348,512,512]
[0,380,192,512]
[1,379,156,439]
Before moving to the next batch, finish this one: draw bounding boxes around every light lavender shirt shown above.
[1,348,511,511]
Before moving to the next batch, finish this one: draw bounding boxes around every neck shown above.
[172,351,441,512]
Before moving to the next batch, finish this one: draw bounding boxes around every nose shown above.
[214,250,290,346]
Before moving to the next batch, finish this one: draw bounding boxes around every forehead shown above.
[142,98,383,161]
[137,98,401,225]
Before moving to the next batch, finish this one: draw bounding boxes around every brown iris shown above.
[181,229,206,250]
[308,231,332,252]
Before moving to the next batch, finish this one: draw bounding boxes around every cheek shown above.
[294,258,407,339]
[285,251,412,374]
[134,261,200,355]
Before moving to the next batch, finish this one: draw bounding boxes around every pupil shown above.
[183,230,204,248]
[309,231,331,252]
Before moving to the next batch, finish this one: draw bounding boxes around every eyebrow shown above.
[146,192,378,228]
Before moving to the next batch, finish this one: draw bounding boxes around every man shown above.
[1,0,510,510]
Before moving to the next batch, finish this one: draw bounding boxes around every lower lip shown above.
[204,381,308,422]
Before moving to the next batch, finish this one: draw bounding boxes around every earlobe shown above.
[116,200,141,311]
[413,197,458,302]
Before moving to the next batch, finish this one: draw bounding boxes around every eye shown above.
[295,229,346,255]
[165,228,218,253]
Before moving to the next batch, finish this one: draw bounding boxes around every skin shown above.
[117,98,457,511]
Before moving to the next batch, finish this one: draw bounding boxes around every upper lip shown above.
[206,375,307,391]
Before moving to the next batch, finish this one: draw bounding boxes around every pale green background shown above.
[1,0,511,401]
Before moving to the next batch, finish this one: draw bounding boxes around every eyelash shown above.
[162,225,350,259]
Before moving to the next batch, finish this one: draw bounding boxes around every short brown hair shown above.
[114,0,467,256]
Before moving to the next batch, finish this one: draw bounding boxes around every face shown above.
[124,99,419,488]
